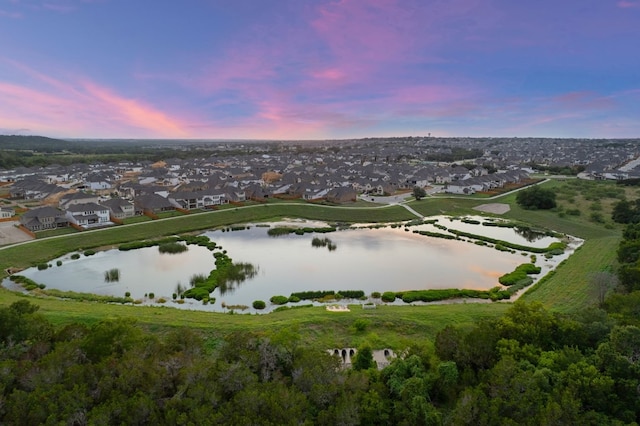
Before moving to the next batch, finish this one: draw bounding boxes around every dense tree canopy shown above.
[1,297,639,424]
[516,186,557,210]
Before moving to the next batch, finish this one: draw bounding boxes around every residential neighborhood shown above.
[1,137,639,235]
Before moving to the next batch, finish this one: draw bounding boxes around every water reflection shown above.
[217,262,259,295]
[513,226,548,242]
[7,218,559,312]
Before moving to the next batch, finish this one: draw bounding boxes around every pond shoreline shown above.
[2,216,581,314]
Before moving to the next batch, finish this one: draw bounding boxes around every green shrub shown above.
[84,250,96,256]
[70,253,80,260]
[270,295,289,305]
[253,300,266,310]
[353,318,369,332]
[288,295,300,303]
[371,292,381,298]
[37,263,48,270]
[381,291,396,302]
[339,290,365,299]
[158,242,188,254]
[290,290,335,300]
[499,263,541,286]
[148,292,155,299]
[56,260,62,267]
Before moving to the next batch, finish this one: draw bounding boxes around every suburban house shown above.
[325,186,357,204]
[134,194,176,215]
[20,206,69,231]
[59,191,100,209]
[64,202,111,228]
[9,179,65,200]
[444,181,476,195]
[100,198,136,219]
[82,172,114,192]
[0,207,15,219]
[168,189,227,210]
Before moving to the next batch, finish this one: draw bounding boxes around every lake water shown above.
[6,217,561,313]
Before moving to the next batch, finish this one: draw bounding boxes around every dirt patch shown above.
[473,203,511,215]
[0,222,34,246]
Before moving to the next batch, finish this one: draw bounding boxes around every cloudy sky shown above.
[1,0,638,140]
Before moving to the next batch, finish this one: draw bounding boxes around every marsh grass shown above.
[104,268,120,282]
[158,242,188,254]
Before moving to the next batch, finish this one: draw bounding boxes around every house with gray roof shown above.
[65,202,111,229]
[100,198,135,219]
[20,206,69,231]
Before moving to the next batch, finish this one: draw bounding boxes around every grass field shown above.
[0,289,509,349]
[0,178,627,347]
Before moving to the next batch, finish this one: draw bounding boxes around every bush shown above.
[37,263,48,270]
[84,250,96,256]
[288,295,300,303]
[158,242,188,254]
[290,290,335,300]
[353,319,369,332]
[499,263,541,286]
[56,260,62,267]
[253,300,266,310]
[70,253,80,260]
[371,292,381,299]
[148,292,155,299]
[125,292,131,298]
[516,186,557,210]
[381,291,396,302]
[270,295,289,305]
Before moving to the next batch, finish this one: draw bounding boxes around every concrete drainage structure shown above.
[327,348,396,369]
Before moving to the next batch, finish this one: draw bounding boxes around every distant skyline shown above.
[1,0,639,140]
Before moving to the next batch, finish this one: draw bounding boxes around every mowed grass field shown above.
[0,178,627,347]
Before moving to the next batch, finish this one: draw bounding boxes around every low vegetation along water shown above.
[5,217,568,313]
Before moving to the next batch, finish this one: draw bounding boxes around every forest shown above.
[2,286,639,424]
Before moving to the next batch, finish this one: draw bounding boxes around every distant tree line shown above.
[0,135,276,169]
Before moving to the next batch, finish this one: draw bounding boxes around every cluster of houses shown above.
[3,137,640,233]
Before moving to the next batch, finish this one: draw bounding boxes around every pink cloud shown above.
[552,91,615,110]
[81,82,190,137]
[0,61,196,138]
[618,1,640,8]
[0,9,22,18]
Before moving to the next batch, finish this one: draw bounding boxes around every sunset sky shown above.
[1,0,639,140]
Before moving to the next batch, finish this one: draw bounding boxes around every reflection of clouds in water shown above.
[468,265,503,279]
[154,251,187,271]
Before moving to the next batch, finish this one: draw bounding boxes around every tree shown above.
[353,345,375,370]
[516,186,557,210]
[590,270,619,306]
[413,186,427,200]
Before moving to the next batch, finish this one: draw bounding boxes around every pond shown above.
[5,218,563,313]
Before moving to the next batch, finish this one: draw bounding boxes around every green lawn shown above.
[520,236,619,312]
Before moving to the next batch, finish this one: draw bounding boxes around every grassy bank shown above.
[520,235,619,312]
[0,290,509,349]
